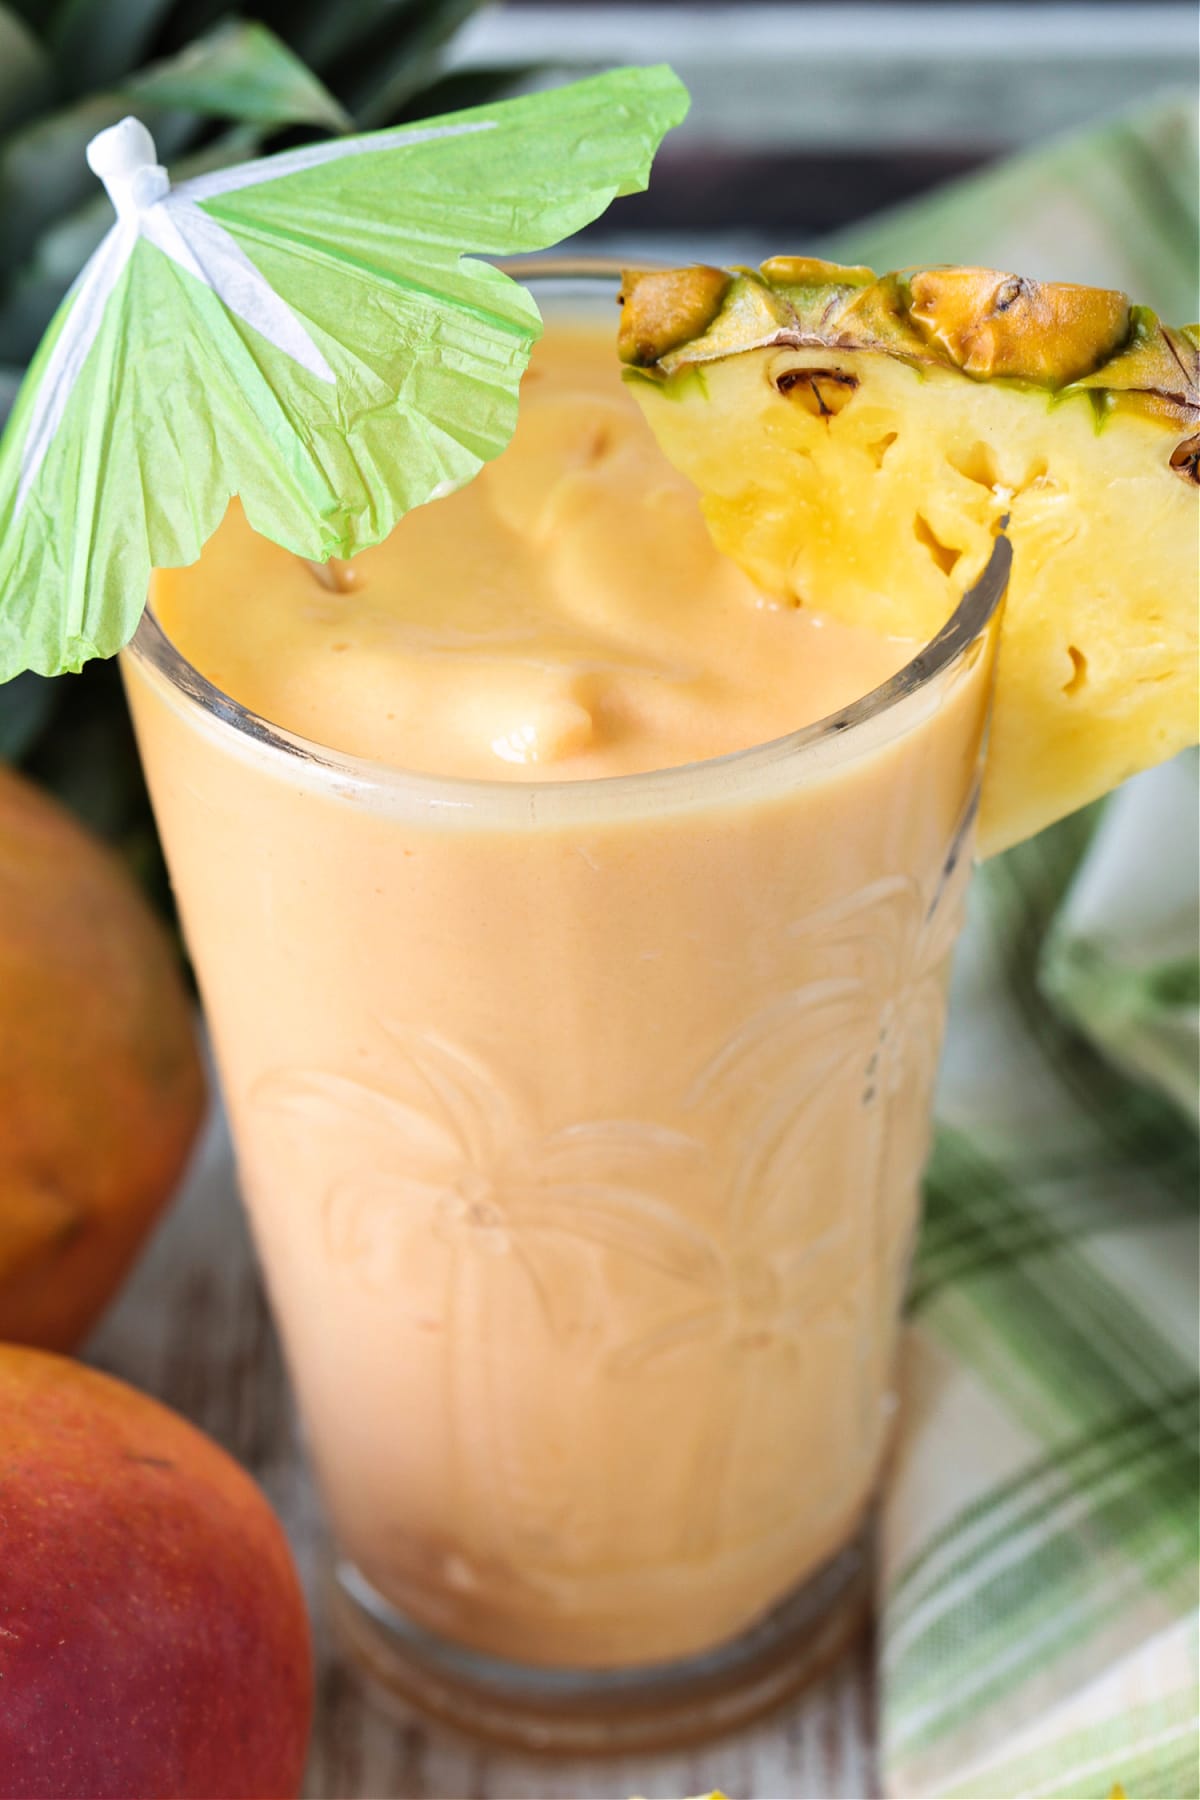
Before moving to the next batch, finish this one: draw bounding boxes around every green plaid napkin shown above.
[830,97,1200,1800]
[882,779,1199,1799]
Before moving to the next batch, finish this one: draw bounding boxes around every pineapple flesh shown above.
[619,259,1199,856]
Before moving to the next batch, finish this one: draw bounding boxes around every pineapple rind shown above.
[616,266,733,368]
[621,259,1199,856]
[627,263,1200,423]
[905,267,1132,384]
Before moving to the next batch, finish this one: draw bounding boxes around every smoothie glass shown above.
[123,266,1009,1751]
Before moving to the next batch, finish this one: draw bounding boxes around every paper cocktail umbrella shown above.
[0,66,688,681]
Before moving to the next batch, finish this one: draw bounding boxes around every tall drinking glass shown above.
[123,265,1008,1751]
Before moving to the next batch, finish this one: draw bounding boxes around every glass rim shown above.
[126,258,1011,824]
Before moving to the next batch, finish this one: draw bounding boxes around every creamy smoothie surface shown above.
[129,308,997,1670]
[152,324,914,776]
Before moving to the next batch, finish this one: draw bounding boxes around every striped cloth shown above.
[879,764,1199,1799]
[825,90,1200,1800]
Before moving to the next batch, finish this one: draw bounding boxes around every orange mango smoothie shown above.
[124,308,998,1668]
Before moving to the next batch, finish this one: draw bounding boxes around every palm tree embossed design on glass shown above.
[249,808,974,1589]
[253,1028,720,1579]
[610,814,975,1557]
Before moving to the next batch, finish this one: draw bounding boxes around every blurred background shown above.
[1,12,1194,1795]
[0,0,1196,890]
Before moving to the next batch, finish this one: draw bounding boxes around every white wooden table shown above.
[89,1103,878,1800]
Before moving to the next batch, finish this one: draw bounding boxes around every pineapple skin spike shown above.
[620,258,1200,447]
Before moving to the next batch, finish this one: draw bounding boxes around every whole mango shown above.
[0,1346,313,1797]
[0,764,205,1348]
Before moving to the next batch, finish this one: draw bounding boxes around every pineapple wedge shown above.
[619,259,1199,855]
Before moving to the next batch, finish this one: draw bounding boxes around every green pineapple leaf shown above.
[0,4,51,134]
[331,0,491,129]
[283,0,415,70]
[2,0,53,38]
[11,659,164,886]
[153,0,486,90]
[0,21,349,353]
[389,64,542,128]
[48,0,186,93]
[128,17,351,133]
[0,669,53,758]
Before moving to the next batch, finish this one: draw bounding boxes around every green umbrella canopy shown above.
[0,65,689,683]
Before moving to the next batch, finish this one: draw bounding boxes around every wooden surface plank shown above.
[89,1102,878,1800]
